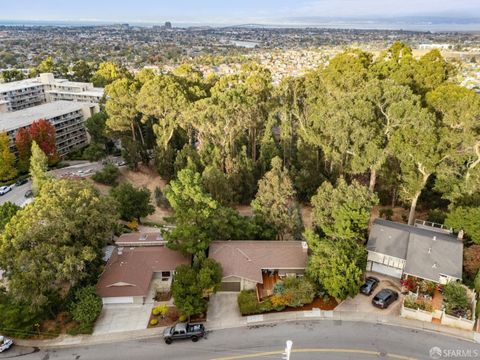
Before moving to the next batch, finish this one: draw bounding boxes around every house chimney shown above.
[458,230,464,241]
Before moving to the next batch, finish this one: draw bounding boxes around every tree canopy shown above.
[0,179,117,310]
[311,177,378,241]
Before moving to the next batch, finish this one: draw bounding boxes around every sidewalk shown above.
[14,327,166,348]
[14,309,479,348]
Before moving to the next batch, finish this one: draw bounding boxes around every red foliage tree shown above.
[29,119,59,165]
[15,127,32,173]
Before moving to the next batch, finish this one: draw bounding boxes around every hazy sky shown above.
[1,0,479,24]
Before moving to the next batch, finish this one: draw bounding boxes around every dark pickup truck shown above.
[163,323,205,344]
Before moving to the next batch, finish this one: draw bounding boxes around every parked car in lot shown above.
[163,323,205,344]
[15,178,28,186]
[24,190,33,198]
[0,335,13,353]
[360,276,379,296]
[372,289,399,309]
[0,186,12,195]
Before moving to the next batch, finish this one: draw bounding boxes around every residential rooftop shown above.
[96,246,190,298]
[209,240,308,284]
[367,218,463,282]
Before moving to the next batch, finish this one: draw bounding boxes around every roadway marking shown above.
[211,348,417,360]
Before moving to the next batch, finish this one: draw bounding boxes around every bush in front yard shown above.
[238,290,260,315]
[443,282,469,316]
[282,277,315,307]
[152,304,168,317]
[68,285,102,334]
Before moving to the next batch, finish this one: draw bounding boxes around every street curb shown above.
[14,312,478,349]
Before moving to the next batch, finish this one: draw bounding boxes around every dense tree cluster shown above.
[0,179,118,311]
[99,41,479,300]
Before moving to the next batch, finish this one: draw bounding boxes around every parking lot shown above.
[336,272,404,316]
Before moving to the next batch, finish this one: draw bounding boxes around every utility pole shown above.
[282,340,293,360]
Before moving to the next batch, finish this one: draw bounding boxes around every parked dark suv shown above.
[360,276,379,295]
[372,289,399,309]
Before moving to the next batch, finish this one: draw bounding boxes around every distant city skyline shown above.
[1,0,480,26]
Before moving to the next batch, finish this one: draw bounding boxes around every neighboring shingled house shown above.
[366,219,463,284]
[208,240,308,298]
[96,232,190,305]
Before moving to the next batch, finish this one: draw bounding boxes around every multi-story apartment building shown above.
[0,73,103,157]
[0,101,99,156]
[0,73,103,113]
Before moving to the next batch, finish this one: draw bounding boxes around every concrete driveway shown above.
[207,293,245,329]
[93,304,153,335]
[336,272,404,316]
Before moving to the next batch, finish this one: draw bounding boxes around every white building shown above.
[0,73,103,113]
[0,73,103,156]
[0,101,99,156]
[418,43,453,50]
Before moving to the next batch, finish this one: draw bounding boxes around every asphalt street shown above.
[2,321,479,360]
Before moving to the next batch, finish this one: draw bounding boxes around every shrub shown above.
[476,299,480,319]
[152,304,168,317]
[418,280,436,296]
[282,277,315,307]
[150,319,158,326]
[0,289,44,338]
[238,278,316,315]
[379,208,393,220]
[404,295,417,309]
[443,282,469,316]
[273,282,285,295]
[403,295,433,312]
[68,286,102,333]
[237,290,260,315]
[270,293,291,310]
[418,300,433,312]
[92,163,120,186]
[127,219,138,230]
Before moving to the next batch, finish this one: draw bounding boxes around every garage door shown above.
[370,262,403,279]
[102,297,134,305]
[220,281,241,292]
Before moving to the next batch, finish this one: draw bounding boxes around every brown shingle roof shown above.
[96,246,190,298]
[209,241,308,284]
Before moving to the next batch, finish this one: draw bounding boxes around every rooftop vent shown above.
[433,236,437,241]
[301,241,308,251]
[118,247,124,255]
[432,262,437,269]
[428,247,432,254]
[139,234,147,241]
